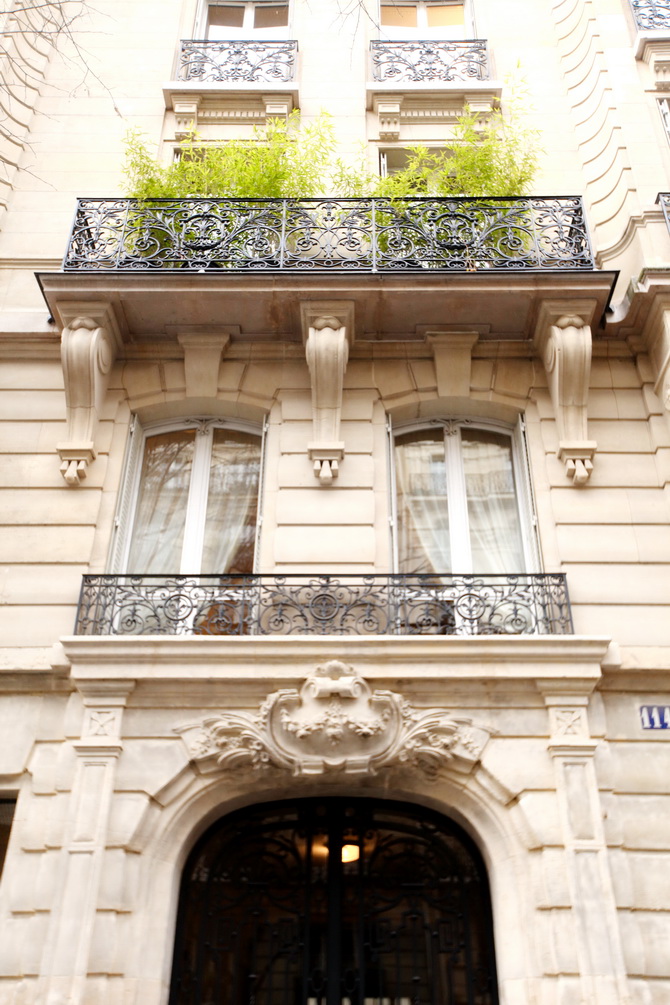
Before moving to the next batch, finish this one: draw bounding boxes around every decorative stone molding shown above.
[539,684,631,1005]
[167,90,296,137]
[177,331,230,398]
[427,331,479,398]
[373,96,402,140]
[56,303,122,486]
[176,659,491,779]
[534,301,597,486]
[300,301,355,484]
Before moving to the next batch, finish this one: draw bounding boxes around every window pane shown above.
[0,800,15,879]
[462,429,525,574]
[127,430,196,573]
[254,3,288,29]
[208,4,245,28]
[426,3,464,27]
[201,429,261,574]
[381,4,418,28]
[395,430,450,574]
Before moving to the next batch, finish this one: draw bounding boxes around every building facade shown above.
[0,1,670,1003]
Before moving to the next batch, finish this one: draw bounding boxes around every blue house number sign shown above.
[640,705,670,729]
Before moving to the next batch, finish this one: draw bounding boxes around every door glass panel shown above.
[201,428,261,574]
[395,430,450,574]
[462,429,525,574]
[427,3,464,27]
[381,4,418,28]
[127,429,196,573]
[254,3,289,29]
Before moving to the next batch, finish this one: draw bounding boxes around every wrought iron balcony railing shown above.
[63,196,594,272]
[74,573,574,637]
[370,39,489,83]
[657,191,670,231]
[630,1,670,29]
[176,39,298,83]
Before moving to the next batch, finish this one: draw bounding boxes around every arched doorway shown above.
[169,798,499,1005]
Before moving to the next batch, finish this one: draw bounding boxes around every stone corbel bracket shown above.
[535,300,598,487]
[427,330,479,399]
[373,96,402,141]
[56,302,123,486]
[300,301,355,485]
[177,331,231,399]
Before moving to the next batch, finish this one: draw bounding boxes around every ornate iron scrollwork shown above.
[177,39,298,83]
[62,196,594,272]
[370,39,489,83]
[74,572,574,636]
[630,1,670,30]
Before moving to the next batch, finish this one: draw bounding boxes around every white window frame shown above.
[109,416,266,575]
[197,0,290,39]
[388,416,540,574]
[379,1,475,40]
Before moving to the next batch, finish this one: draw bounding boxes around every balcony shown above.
[62,196,594,273]
[370,39,490,84]
[630,1,670,30]
[176,39,298,83]
[162,40,299,133]
[74,573,574,637]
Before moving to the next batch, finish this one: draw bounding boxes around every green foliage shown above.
[124,111,348,200]
[124,91,540,201]
[373,94,540,200]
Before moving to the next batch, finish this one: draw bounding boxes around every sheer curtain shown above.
[126,430,195,573]
[201,429,261,574]
[395,431,451,574]
[462,429,525,574]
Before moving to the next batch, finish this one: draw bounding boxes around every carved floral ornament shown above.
[176,660,492,779]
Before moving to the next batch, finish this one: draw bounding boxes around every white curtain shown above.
[462,430,524,574]
[201,429,261,574]
[395,433,451,574]
[126,430,195,573]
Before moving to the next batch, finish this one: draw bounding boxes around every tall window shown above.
[117,420,262,575]
[380,1,471,39]
[0,799,16,880]
[202,1,289,39]
[393,421,533,575]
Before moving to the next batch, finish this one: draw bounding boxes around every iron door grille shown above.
[169,798,499,1005]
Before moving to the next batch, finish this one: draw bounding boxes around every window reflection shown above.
[127,424,261,574]
[394,423,527,574]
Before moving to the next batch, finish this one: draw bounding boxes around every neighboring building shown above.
[1,2,670,1004]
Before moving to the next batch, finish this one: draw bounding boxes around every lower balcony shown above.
[74,573,574,637]
[62,196,594,273]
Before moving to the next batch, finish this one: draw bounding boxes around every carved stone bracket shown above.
[177,331,231,398]
[176,659,491,779]
[427,331,479,398]
[300,301,355,484]
[535,301,598,486]
[373,96,402,141]
[56,303,122,486]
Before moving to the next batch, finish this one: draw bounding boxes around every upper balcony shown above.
[630,0,670,30]
[39,194,615,350]
[367,38,501,137]
[370,38,490,85]
[74,573,574,637]
[163,39,300,133]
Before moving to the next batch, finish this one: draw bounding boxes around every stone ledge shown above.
[59,633,611,687]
